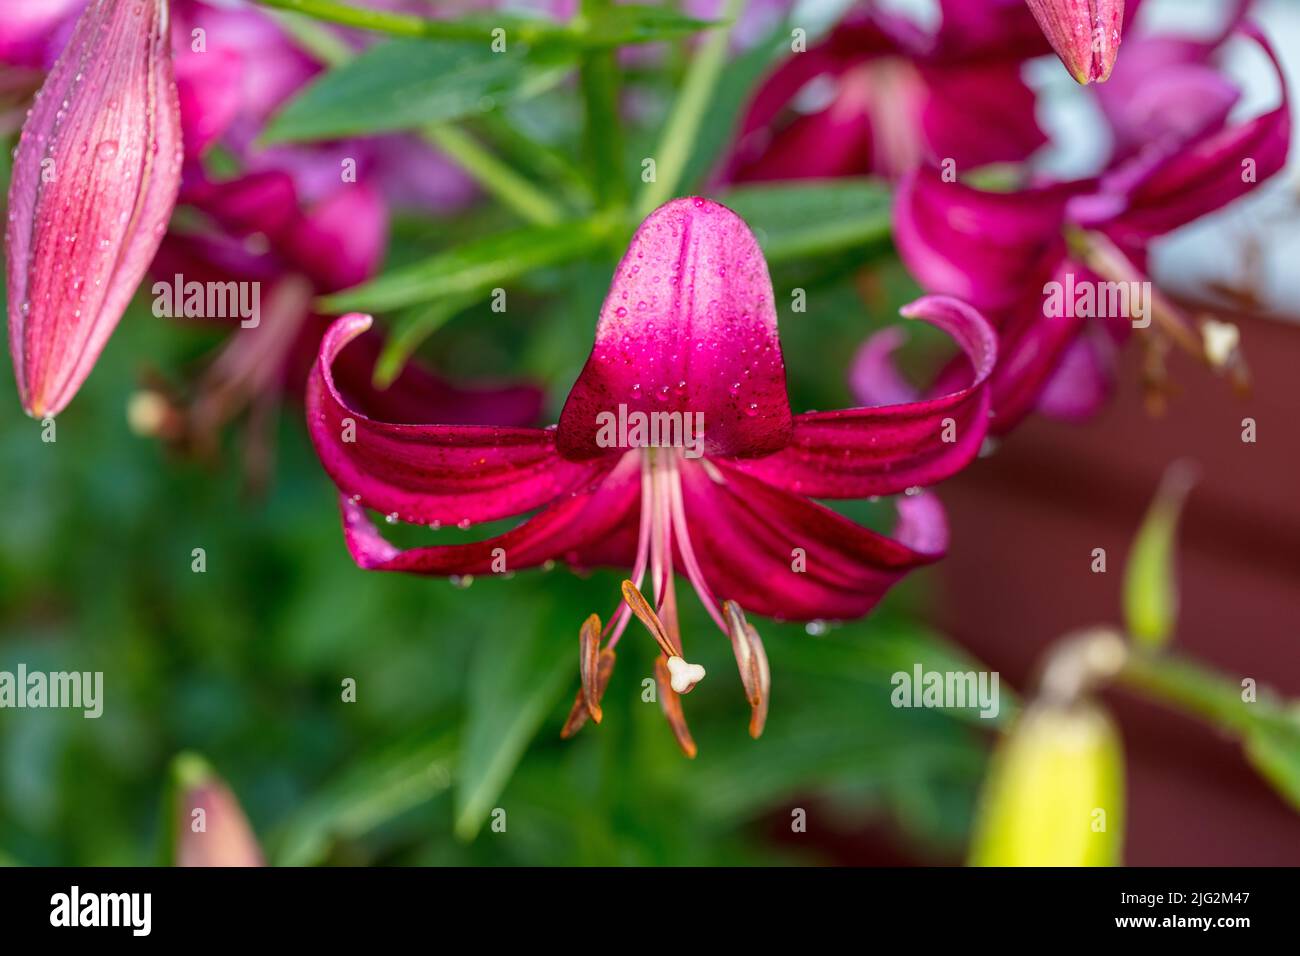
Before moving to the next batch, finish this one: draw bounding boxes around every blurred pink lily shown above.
[127,2,535,481]
[143,165,541,485]
[893,23,1288,432]
[1024,0,1127,85]
[307,198,996,754]
[6,0,182,418]
[723,0,1050,182]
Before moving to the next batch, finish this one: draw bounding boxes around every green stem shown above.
[254,0,575,44]
[421,125,567,226]
[1118,650,1288,736]
[578,0,627,212]
[636,0,746,217]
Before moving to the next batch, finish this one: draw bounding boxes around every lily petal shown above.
[336,452,639,575]
[307,314,597,528]
[894,169,1084,312]
[1091,24,1290,242]
[730,296,996,498]
[680,460,946,621]
[557,198,792,460]
[6,0,182,418]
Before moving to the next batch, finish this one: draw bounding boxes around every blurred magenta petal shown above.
[556,198,792,460]
[6,0,182,418]
[1033,330,1116,422]
[1025,0,1126,84]
[174,45,242,159]
[894,170,1086,312]
[894,22,1288,434]
[848,326,918,408]
[0,0,83,68]
[1091,24,1290,241]
[725,1,1046,182]
[284,182,388,292]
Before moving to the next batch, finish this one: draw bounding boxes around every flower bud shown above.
[172,753,264,867]
[1025,0,1125,85]
[969,702,1125,866]
[6,0,182,418]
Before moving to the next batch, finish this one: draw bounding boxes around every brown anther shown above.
[561,647,616,739]
[578,613,603,722]
[654,655,698,759]
[723,600,772,739]
[620,580,680,657]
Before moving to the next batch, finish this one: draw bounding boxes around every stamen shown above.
[724,600,772,739]
[666,454,727,633]
[606,451,655,651]
[578,613,603,721]
[621,579,680,658]
[561,613,617,738]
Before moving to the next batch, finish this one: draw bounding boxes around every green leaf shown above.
[716,179,894,263]
[1244,712,1300,812]
[372,292,480,388]
[271,732,456,866]
[263,38,574,143]
[453,598,574,842]
[1123,461,1197,650]
[255,1,715,48]
[675,19,791,193]
[321,217,610,314]
[578,5,720,46]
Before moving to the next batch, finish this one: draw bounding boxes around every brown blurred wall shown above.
[929,310,1300,866]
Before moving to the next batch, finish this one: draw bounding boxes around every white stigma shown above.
[666,655,706,694]
[1202,320,1240,368]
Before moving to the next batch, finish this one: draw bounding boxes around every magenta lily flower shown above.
[722,0,1049,182]
[1024,0,1127,85]
[893,23,1288,433]
[6,0,182,418]
[307,198,996,754]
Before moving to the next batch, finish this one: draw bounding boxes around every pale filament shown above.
[608,448,728,652]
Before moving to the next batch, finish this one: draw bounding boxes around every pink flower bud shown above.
[6,0,182,418]
[173,754,264,868]
[1025,0,1126,85]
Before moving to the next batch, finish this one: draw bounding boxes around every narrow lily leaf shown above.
[716,180,893,263]
[1243,713,1300,812]
[676,19,791,193]
[1123,462,1197,651]
[372,292,480,388]
[454,597,574,842]
[263,38,574,143]
[321,218,609,313]
[969,703,1125,866]
[255,1,715,48]
[272,733,456,866]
